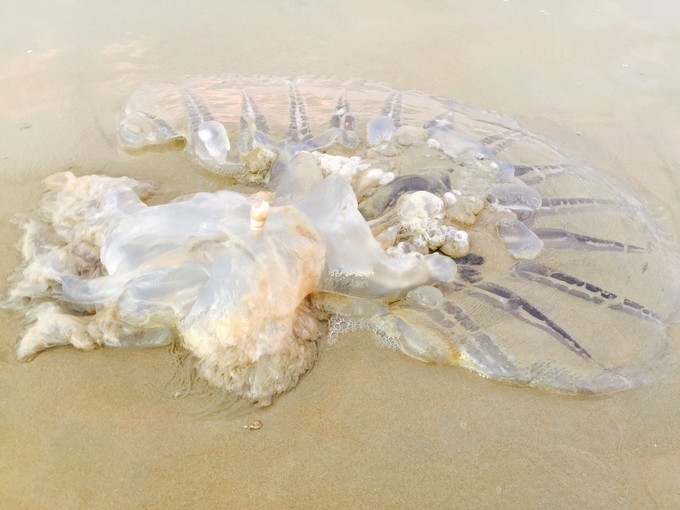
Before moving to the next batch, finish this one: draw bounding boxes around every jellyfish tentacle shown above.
[510,261,662,324]
[531,227,645,253]
[286,81,313,144]
[468,281,593,361]
[238,89,279,154]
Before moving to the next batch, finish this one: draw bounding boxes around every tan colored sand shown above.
[2,1,680,507]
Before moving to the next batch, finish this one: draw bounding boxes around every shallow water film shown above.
[2,1,680,508]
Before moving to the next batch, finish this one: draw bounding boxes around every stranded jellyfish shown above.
[5,76,679,405]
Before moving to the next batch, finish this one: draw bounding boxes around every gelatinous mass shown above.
[6,76,679,405]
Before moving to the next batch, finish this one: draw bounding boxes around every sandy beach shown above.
[1,1,679,507]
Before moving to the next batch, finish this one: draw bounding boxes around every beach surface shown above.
[1,1,679,507]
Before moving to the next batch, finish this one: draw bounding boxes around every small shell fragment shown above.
[244,419,263,430]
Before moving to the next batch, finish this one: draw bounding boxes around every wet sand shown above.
[1,1,680,508]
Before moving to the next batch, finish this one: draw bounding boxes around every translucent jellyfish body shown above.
[6,76,680,405]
